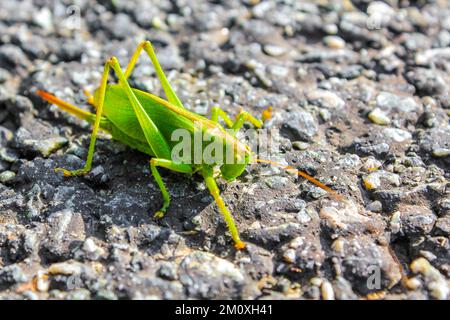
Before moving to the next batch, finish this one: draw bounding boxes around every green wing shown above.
[100,85,195,147]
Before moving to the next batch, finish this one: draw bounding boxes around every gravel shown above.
[0,0,449,300]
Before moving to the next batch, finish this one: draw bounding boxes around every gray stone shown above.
[0,264,28,287]
[14,123,68,158]
[281,109,318,142]
[396,205,437,236]
[307,89,345,109]
[376,92,421,114]
[42,209,86,261]
[405,68,447,95]
[435,216,450,236]
[338,235,402,294]
[179,251,245,299]
[157,262,178,281]
[280,235,325,272]
[418,128,450,159]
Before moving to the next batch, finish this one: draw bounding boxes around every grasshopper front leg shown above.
[56,55,174,179]
[211,106,271,134]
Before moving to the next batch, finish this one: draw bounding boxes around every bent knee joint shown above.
[143,40,154,51]
[236,111,248,119]
[138,41,147,48]
[107,56,119,66]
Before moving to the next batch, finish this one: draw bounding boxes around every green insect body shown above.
[37,41,266,249]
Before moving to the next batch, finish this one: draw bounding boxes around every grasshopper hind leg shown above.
[201,166,245,250]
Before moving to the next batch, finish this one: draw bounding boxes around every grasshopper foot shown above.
[234,241,246,250]
[262,106,273,123]
[153,210,166,219]
[54,167,87,177]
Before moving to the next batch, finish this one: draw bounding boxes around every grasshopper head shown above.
[219,140,251,182]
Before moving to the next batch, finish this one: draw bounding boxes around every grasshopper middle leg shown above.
[150,158,193,219]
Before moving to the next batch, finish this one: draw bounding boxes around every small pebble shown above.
[0,170,15,183]
[321,281,335,300]
[48,262,84,276]
[432,148,450,158]
[67,289,91,300]
[363,171,400,190]
[323,36,346,49]
[310,277,323,287]
[382,128,412,143]
[263,44,287,57]
[307,89,345,109]
[367,201,383,212]
[362,157,382,172]
[283,249,296,264]
[331,238,345,254]
[410,258,449,300]
[404,277,422,290]
[390,211,402,234]
[368,108,391,125]
[36,270,50,292]
[292,141,309,150]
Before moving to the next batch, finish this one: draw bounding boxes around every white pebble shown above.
[0,170,15,183]
[411,257,449,300]
[368,108,391,125]
[382,128,412,142]
[263,44,287,57]
[321,281,335,300]
[283,249,296,263]
[310,277,323,287]
[48,262,83,275]
[36,270,50,292]
[432,148,450,158]
[323,36,346,49]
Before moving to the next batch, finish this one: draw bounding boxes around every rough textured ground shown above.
[0,0,449,300]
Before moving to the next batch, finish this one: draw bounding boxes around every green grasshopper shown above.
[37,41,337,249]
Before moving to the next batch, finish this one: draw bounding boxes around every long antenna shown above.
[254,158,343,201]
